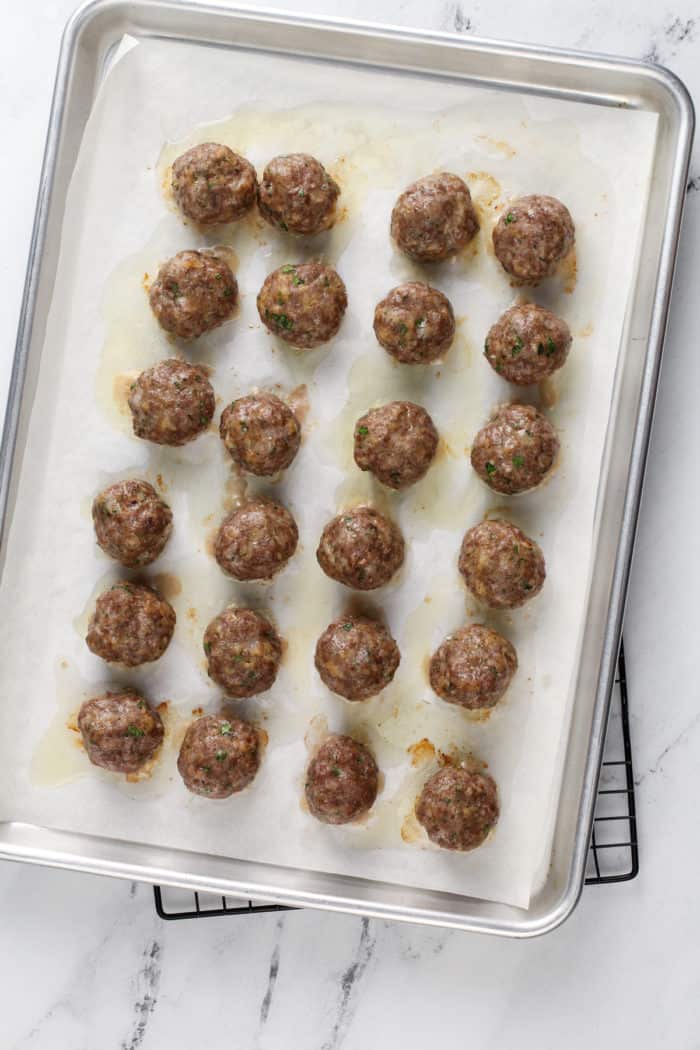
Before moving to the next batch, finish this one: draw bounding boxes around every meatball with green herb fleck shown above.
[416,766,499,851]
[493,195,574,284]
[429,624,517,710]
[315,614,400,700]
[78,692,164,774]
[177,715,261,798]
[458,518,545,609]
[316,506,404,591]
[257,262,347,349]
[258,154,340,235]
[373,282,455,364]
[204,607,282,698]
[391,173,479,262]
[92,480,172,567]
[172,143,257,225]
[149,250,237,339]
[305,734,379,824]
[220,392,301,476]
[128,359,215,446]
[484,303,571,384]
[354,401,438,490]
[214,498,298,581]
[86,581,176,667]
[471,403,559,494]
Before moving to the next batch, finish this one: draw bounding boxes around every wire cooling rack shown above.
[154,641,637,920]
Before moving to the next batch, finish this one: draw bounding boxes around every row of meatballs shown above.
[126,365,561,495]
[92,476,545,605]
[149,251,572,368]
[78,695,497,851]
[167,142,573,282]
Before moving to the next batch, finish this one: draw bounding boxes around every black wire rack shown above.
[154,641,638,920]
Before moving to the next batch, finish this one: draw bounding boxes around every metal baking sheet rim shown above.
[0,0,692,938]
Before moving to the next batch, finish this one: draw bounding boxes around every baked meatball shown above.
[78,692,164,774]
[305,734,379,824]
[315,614,400,701]
[214,498,298,581]
[390,173,479,262]
[177,715,260,798]
[204,607,282,698]
[459,518,545,609]
[354,401,438,490]
[149,250,238,339]
[172,143,257,225]
[484,303,572,384]
[86,581,176,667]
[257,262,347,349]
[220,392,301,476]
[128,359,215,446]
[429,624,517,710]
[316,506,404,590]
[471,403,559,495]
[92,480,173,568]
[258,153,340,235]
[373,282,455,364]
[416,766,499,851]
[493,195,575,284]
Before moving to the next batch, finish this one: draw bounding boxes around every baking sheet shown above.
[0,37,657,909]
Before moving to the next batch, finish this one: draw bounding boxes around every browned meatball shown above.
[177,715,260,798]
[203,607,282,698]
[459,518,545,609]
[471,403,559,494]
[86,581,176,667]
[429,624,517,710]
[149,250,238,339]
[305,734,379,824]
[219,392,301,476]
[315,614,400,701]
[484,303,572,384]
[172,143,257,225]
[390,173,479,262]
[316,506,404,591]
[78,692,164,774]
[354,401,438,490]
[92,480,172,568]
[214,498,298,581]
[128,359,215,447]
[416,766,499,851]
[258,154,340,235]
[493,195,575,284]
[257,262,347,349]
[373,282,455,364]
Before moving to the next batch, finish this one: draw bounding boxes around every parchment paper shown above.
[0,37,657,908]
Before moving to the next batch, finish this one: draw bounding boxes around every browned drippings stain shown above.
[204,526,217,557]
[288,383,310,424]
[141,272,151,293]
[257,727,270,750]
[60,659,69,669]
[156,701,170,714]
[151,572,182,602]
[475,137,516,160]
[113,371,140,417]
[539,377,558,408]
[155,473,168,492]
[408,737,436,767]
[401,808,422,844]
[561,248,577,294]
[186,607,197,622]
[578,322,593,338]
[191,706,204,716]
[222,471,248,514]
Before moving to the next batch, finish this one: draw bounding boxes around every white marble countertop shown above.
[2,1,699,1046]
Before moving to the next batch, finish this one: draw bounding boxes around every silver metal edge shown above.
[0,0,693,936]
